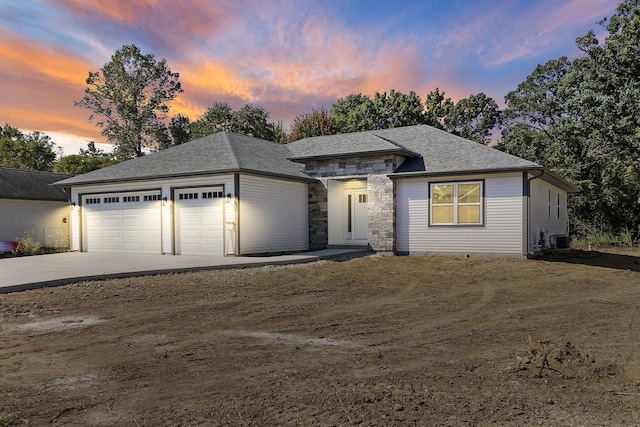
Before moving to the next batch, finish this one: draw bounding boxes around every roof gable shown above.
[54,133,311,186]
[374,125,539,174]
[0,168,72,201]
[289,125,539,173]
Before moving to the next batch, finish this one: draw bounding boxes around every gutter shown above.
[388,166,545,179]
[51,168,317,187]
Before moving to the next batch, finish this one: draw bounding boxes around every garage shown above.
[82,191,162,253]
[174,187,224,255]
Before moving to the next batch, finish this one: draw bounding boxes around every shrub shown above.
[11,236,43,256]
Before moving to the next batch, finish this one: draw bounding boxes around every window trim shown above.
[429,180,485,227]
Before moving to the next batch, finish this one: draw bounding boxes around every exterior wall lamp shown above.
[225,193,232,203]
[162,197,168,206]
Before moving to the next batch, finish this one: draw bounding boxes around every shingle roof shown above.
[0,168,72,201]
[54,132,312,186]
[287,131,420,160]
[289,125,540,174]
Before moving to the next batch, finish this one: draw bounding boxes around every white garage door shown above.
[175,187,224,255]
[83,192,162,253]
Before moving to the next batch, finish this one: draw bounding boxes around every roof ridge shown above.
[220,132,241,170]
[0,167,72,177]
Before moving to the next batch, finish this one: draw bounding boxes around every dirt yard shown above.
[2,249,640,426]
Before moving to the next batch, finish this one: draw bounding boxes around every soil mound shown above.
[512,337,618,379]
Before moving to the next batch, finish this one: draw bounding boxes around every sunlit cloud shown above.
[0,0,620,153]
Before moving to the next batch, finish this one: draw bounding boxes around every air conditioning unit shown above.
[551,235,571,250]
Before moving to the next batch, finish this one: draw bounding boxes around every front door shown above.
[353,190,368,240]
[345,189,368,241]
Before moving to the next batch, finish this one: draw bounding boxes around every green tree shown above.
[372,90,425,129]
[53,142,118,174]
[444,93,501,144]
[288,108,334,142]
[424,88,454,129]
[498,0,640,239]
[76,44,183,160]
[331,91,426,133]
[272,121,288,144]
[231,104,275,141]
[168,114,191,146]
[0,124,57,171]
[189,102,276,141]
[330,94,377,133]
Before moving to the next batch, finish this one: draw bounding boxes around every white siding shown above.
[70,174,235,254]
[239,175,308,254]
[396,173,524,256]
[0,199,69,247]
[70,205,80,250]
[529,178,568,251]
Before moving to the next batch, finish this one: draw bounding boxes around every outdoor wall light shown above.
[162,197,168,206]
[225,193,232,203]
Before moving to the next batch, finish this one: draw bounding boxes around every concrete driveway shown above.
[0,249,365,293]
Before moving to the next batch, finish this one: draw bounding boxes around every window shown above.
[123,195,140,203]
[430,181,482,225]
[144,194,160,202]
[104,196,119,203]
[178,193,198,200]
[85,197,100,204]
[548,191,560,219]
[202,191,223,199]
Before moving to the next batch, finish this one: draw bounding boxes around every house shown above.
[0,168,72,247]
[53,125,578,257]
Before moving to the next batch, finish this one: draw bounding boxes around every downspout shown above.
[526,170,545,256]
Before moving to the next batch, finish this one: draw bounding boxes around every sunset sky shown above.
[0,0,618,155]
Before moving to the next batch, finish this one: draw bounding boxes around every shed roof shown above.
[0,168,72,201]
[54,132,312,186]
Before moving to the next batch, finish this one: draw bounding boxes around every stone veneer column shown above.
[307,178,328,250]
[367,174,394,251]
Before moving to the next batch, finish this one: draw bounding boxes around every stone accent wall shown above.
[303,155,398,177]
[303,155,402,252]
[308,179,328,250]
[367,174,394,251]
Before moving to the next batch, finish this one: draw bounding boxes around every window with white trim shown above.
[430,181,483,225]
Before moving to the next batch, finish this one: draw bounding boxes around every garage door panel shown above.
[83,193,161,254]
[176,189,223,256]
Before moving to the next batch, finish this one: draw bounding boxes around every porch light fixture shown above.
[225,193,232,203]
[162,197,168,206]
[70,202,76,210]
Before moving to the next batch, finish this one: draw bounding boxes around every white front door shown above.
[344,189,368,241]
[353,190,368,240]
[175,188,224,255]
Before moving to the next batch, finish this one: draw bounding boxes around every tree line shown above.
[1,0,638,241]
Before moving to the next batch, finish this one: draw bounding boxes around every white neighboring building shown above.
[0,168,72,247]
